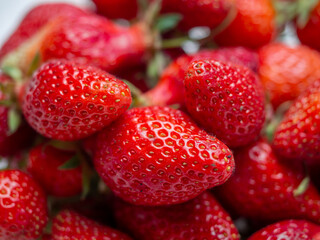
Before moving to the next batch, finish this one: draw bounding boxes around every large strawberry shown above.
[94,106,234,206]
[143,47,259,107]
[115,191,240,240]
[92,0,139,20]
[184,59,265,148]
[0,170,48,240]
[51,209,132,240]
[27,143,83,197]
[214,0,276,48]
[259,42,320,108]
[215,139,320,224]
[248,220,320,240]
[22,60,132,141]
[0,3,87,59]
[273,79,320,164]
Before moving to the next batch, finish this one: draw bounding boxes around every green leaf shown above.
[1,66,23,82]
[47,140,78,151]
[147,51,167,88]
[293,176,310,197]
[0,100,13,107]
[161,36,190,49]
[81,164,91,199]
[155,13,183,33]
[27,52,41,76]
[296,0,319,28]
[58,155,80,170]
[8,108,21,135]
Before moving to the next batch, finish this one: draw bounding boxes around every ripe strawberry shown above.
[51,209,132,240]
[214,0,276,48]
[259,43,320,108]
[144,47,259,107]
[22,60,132,141]
[0,3,87,59]
[39,14,151,74]
[115,191,240,240]
[216,139,320,223]
[184,60,265,148]
[27,143,82,197]
[248,220,320,240]
[0,170,48,240]
[273,79,320,164]
[0,73,35,157]
[42,234,53,240]
[92,0,139,20]
[161,0,233,31]
[296,2,320,52]
[94,106,234,206]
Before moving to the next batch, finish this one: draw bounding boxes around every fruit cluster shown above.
[1,0,320,239]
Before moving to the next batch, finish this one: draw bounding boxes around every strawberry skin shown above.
[0,170,48,240]
[248,220,320,240]
[0,3,86,59]
[92,0,139,20]
[273,79,320,164]
[27,143,82,197]
[214,0,276,48]
[115,191,240,240]
[144,47,259,107]
[40,14,151,73]
[22,60,132,141]
[259,43,320,108]
[52,210,132,240]
[184,60,265,148]
[216,139,320,224]
[94,106,234,206]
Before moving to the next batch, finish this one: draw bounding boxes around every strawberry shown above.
[214,0,276,48]
[248,220,320,240]
[184,59,265,148]
[115,191,240,240]
[22,60,132,141]
[92,0,139,20]
[0,3,87,59]
[39,14,151,74]
[215,139,320,224]
[259,43,320,108]
[0,72,35,157]
[143,47,259,107]
[27,143,83,197]
[0,170,48,240]
[161,0,234,31]
[42,234,53,240]
[296,2,320,52]
[94,106,234,206]
[51,209,132,240]
[273,79,320,164]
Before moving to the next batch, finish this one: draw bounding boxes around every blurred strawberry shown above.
[259,43,320,108]
[115,191,240,240]
[214,0,276,48]
[0,3,87,59]
[92,0,139,20]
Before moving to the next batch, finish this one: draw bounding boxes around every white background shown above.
[0,0,91,47]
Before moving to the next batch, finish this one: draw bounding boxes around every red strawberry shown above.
[216,139,320,223]
[214,0,276,48]
[115,191,240,240]
[51,209,132,240]
[296,2,320,52]
[144,47,259,107]
[0,72,35,157]
[94,106,234,206]
[27,143,83,197]
[42,234,53,240]
[39,14,151,74]
[161,0,234,31]
[273,79,320,164]
[0,170,48,240]
[259,43,320,108]
[184,60,265,148]
[22,60,132,141]
[92,0,139,20]
[0,3,87,59]
[248,220,320,240]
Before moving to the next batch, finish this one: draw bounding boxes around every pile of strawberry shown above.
[1,0,320,239]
